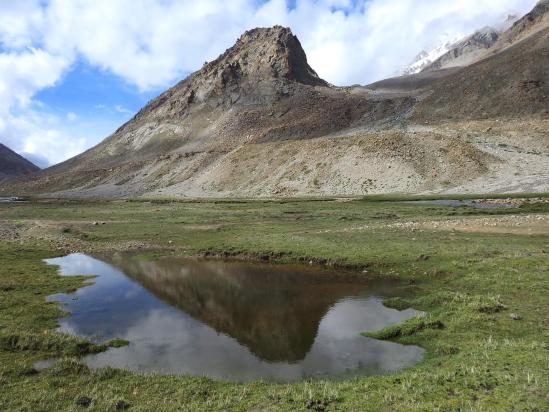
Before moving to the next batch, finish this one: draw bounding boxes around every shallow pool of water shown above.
[44,253,424,382]
[0,197,26,203]
[402,199,517,208]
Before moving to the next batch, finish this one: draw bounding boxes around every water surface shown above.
[0,197,26,203]
[44,253,424,382]
[402,199,517,208]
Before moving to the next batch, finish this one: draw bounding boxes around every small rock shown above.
[76,396,92,408]
[510,313,521,321]
[115,400,130,410]
[168,240,173,245]
[19,367,38,376]
[92,222,99,226]
[305,399,328,412]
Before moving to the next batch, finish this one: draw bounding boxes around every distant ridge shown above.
[421,27,501,72]
[0,144,40,180]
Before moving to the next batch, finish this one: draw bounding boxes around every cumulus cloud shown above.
[0,48,70,109]
[0,0,539,166]
[0,109,87,168]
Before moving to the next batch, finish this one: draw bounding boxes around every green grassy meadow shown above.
[0,197,547,411]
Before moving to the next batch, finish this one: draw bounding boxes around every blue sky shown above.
[36,63,158,115]
[27,63,159,166]
[6,63,159,167]
[0,0,538,167]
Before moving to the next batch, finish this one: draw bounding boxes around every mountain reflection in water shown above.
[45,253,424,382]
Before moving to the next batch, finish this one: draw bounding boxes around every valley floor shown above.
[0,195,548,411]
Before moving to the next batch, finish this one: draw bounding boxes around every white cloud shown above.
[0,109,87,167]
[0,0,539,166]
[0,45,75,167]
[0,48,70,109]
[114,105,132,115]
[0,0,46,50]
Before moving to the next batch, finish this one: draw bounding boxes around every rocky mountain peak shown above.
[470,27,500,46]
[134,26,328,122]
[230,26,327,87]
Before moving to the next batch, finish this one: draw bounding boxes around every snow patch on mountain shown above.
[401,12,520,76]
[402,33,466,75]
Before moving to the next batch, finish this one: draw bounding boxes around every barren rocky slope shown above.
[0,144,39,180]
[1,1,548,198]
[494,0,549,50]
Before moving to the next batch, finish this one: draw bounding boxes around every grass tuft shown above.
[0,332,109,356]
[107,338,130,348]
[362,315,445,340]
[49,358,90,376]
[382,297,413,311]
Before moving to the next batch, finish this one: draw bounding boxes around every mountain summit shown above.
[134,26,328,125]
[227,26,328,87]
